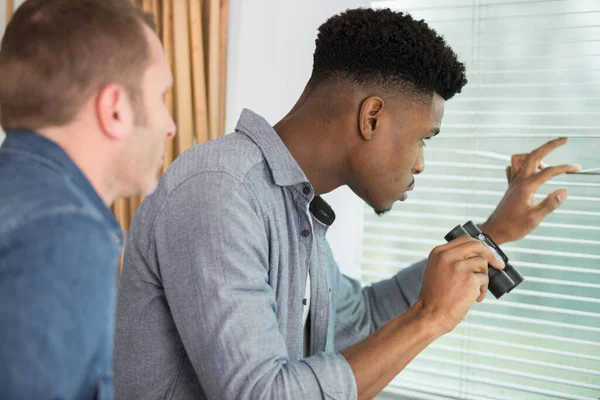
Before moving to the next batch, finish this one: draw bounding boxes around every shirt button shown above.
[303,186,311,195]
[301,230,311,237]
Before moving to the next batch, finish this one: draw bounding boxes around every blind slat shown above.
[448,111,600,116]
[361,257,600,276]
[441,123,599,130]
[427,344,600,376]
[481,300,600,320]
[434,133,600,138]
[443,335,600,362]
[362,242,600,261]
[384,383,503,400]
[416,355,600,391]
[374,0,598,12]
[469,310,600,333]
[364,221,600,244]
[510,288,600,303]
[418,174,600,189]
[401,366,597,400]
[461,322,600,347]
[375,209,600,226]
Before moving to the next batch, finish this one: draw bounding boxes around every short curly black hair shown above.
[311,8,467,101]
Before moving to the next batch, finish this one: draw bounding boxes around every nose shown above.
[412,146,425,175]
[166,118,177,139]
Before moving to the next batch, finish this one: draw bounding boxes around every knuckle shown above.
[453,261,464,273]
[480,276,490,287]
[451,260,462,272]
[439,250,452,264]
[474,241,487,252]
[544,166,559,176]
[482,254,493,265]
[481,256,491,265]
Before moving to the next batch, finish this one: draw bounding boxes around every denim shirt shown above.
[114,109,426,400]
[0,131,124,400]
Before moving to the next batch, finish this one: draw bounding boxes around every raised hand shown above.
[480,137,581,245]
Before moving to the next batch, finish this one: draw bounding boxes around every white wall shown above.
[226,0,369,280]
[0,1,8,145]
[0,1,6,36]
[0,0,24,145]
[225,0,368,134]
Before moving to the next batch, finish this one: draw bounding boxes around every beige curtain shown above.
[6,0,14,22]
[112,0,229,233]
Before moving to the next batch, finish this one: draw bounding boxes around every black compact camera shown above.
[445,221,524,299]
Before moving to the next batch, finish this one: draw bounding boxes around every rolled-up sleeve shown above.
[153,172,357,400]
[332,251,426,350]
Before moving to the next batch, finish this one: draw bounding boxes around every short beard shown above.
[374,208,391,217]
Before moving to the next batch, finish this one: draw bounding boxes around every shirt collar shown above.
[2,130,122,234]
[234,109,336,226]
[235,109,309,187]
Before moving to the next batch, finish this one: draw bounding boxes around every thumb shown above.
[533,189,568,219]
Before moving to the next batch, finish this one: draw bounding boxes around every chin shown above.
[137,175,159,196]
[370,198,394,217]
[352,187,395,217]
[142,165,163,195]
[374,208,392,217]
[144,180,159,195]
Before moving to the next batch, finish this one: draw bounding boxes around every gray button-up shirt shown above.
[114,109,426,400]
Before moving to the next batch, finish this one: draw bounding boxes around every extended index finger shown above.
[523,137,568,176]
[527,164,582,189]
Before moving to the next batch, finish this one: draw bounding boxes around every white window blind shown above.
[363,1,600,399]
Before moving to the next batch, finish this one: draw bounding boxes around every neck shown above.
[273,85,350,196]
[37,124,118,206]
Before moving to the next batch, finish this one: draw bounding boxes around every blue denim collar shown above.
[2,130,123,237]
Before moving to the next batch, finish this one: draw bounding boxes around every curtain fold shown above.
[6,0,14,22]
[112,0,229,233]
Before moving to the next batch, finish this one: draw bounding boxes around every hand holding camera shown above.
[418,221,523,334]
[445,221,524,299]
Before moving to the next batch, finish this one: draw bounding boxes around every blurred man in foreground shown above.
[0,0,175,398]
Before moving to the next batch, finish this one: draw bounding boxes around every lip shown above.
[399,183,415,202]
